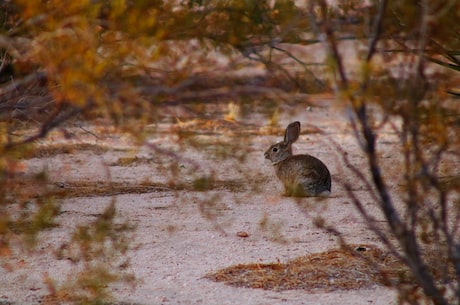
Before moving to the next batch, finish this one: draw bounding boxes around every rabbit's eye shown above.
[272,147,278,152]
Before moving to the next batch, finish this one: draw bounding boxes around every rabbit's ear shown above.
[284,121,300,144]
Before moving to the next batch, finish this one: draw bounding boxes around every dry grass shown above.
[27,143,110,158]
[49,181,175,198]
[173,117,324,136]
[206,245,410,292]
[15,178,249,199]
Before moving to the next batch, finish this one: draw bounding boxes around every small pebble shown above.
[236,231,249,238]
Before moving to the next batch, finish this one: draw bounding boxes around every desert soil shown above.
[0,95,402,305]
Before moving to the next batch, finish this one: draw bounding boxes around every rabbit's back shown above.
[274,154,331,197]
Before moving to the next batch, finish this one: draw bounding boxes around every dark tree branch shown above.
[365,0,388,62]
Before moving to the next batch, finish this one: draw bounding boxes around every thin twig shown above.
[365,0,388,62]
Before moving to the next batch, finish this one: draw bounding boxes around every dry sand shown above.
[0,96,401,305]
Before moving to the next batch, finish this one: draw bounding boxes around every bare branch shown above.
[315,0,349,89]
[3,103,85,150]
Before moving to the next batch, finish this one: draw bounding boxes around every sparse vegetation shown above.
[307,1,460,304]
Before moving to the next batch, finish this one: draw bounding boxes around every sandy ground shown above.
[0,96,402,305]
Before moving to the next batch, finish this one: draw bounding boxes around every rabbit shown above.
[264,121,331,197]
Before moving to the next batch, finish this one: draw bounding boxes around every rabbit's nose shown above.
[264,152,269,159]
